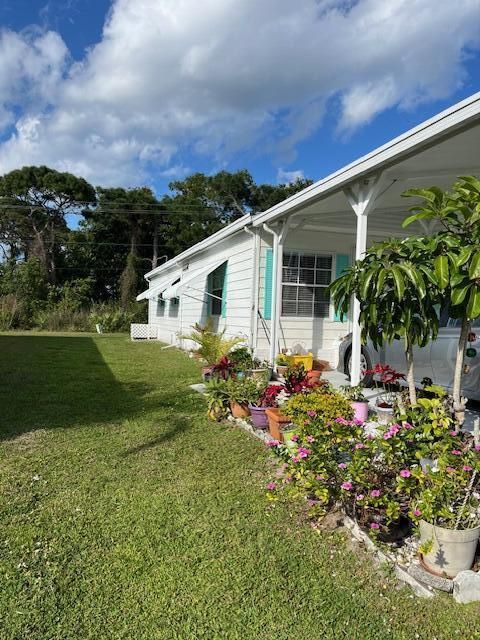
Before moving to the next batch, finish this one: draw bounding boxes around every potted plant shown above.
[341,385,369,423]
[410,445,480,578]
[204,379,230,421]
[265,407,292,441]
[249,384,283,429]
[228,346,254,379]
[275,353,289,377]
[180,321,244,380]
[210,356,234,380]
[286,351,314,371]
[225,378,259,419]
[248,357,272,382]
[366,364,405,424]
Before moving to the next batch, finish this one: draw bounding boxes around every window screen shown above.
[282,252,332,317]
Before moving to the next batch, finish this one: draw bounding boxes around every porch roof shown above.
[252,91,480,228]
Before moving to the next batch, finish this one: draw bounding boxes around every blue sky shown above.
[0,0,479,196]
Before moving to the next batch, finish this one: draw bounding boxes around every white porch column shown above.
[344,175,383,386]
[264,223,280,366]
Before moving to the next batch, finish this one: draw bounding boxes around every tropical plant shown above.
[204,378,230,421]
[340,384,368,402]
[224,377,263,407]
[210,356,234,380]
[228,346,254,372]
[282,363,319,395]
[282,388,353,429]
[330,236,440,405]
[254,384,283,408]
[402,176,480,420]
[181,321,244,365]
[365,363,406,407]
[276,353,289,366]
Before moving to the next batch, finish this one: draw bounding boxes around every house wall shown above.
[147,230,254,348]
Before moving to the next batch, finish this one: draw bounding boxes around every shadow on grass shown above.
[122,415,192,456]
[0,334,195,442]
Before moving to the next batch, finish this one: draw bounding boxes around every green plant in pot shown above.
[341,384,369,424]
[406,441,480,578]
[225,377,261,419]
[275,353,289,377]
[204,379,230,421]
[180,320,244,380]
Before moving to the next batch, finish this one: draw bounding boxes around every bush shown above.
[0,295,30,330]
[282,389,353,428]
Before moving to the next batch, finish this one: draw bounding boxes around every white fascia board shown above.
[144,213,252,280]
[252,91,480,227]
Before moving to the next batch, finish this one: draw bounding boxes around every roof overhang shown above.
[136,270,181,301]
[252,91,480,228]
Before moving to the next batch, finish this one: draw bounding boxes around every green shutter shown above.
[221,263,228,318]
[264,248,273,320]
[334,254,350,322]
[207,271,213,316]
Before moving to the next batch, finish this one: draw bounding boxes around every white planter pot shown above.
[375,403,394,425]
[420,520,480,578]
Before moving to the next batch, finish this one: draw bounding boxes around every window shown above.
[209,263,227,316]
[282,252,332,317]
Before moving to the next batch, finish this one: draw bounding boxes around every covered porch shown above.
[252,93,480,386]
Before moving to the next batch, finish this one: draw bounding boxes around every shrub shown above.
[181,321,244,365]
[282,389,353,429]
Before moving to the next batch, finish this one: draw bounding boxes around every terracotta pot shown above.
[230,401,250,419]
[248,405,269,429]
[306,370,322,382]
[265,408,291,441]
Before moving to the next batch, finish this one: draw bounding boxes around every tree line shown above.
[0,165,311,330]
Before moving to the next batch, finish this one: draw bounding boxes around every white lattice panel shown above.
[130,324,158,340]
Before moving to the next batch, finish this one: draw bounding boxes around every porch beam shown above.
[344,174,383,386]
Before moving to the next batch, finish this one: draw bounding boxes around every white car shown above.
[338,317,480,401]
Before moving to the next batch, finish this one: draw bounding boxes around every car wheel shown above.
[346,347,373,386]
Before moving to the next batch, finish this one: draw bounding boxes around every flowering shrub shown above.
[282,389,353,429]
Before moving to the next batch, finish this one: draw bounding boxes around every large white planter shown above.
[420,520,480,578]
[374,403,394,425]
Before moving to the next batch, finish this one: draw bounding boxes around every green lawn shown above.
[0,333,479,640]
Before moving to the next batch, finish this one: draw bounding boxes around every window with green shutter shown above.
[208,263,227,317]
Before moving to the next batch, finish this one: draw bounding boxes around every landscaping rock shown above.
[408,561,453,593]
[453,570,480,604]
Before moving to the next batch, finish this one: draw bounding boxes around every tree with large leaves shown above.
[330,236,441,405]
[402,175,480,421]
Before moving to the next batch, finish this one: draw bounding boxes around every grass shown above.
[0,332,479,640]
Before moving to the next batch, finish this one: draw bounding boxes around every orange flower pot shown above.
[306,370,322,382]
[230,401,250,419]
[265,408,291,441]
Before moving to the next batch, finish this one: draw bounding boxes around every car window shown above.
[439,300,480,329]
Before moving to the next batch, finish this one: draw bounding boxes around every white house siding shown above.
[147,230,254,349]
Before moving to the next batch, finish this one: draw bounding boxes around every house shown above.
[136,92,480,385]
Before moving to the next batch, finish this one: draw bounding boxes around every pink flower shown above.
[306,435,315,443]
[383,432,393,440]
[335,417,349,425]
[355,443,366,450]
[267,440,280,447]
[291,456,300,463]
[413,509,422,517]
[307,410,317,418]
[315,475,325,481]
[353,418,364,426]
[463,465,473,472]
[338,462,348,470]
[475,445,480,452]
[452,449,462,456]
[449,431,458,437]
[403,422,413,430]
[297,447,311,459]
[266,482,276,491]
[370,489,381,498]
[389,424,400,435]
[370,522,380,530]
[291,434,299,443]
[341,481,353,491]
[356,494,365,501]
[399,469,411,478]
[446,466,456,473]
[284,476,293,484]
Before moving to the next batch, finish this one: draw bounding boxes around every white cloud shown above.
[0,0,479,185]
[277,169,305,184]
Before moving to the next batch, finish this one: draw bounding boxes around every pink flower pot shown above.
[351,400,369,424]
